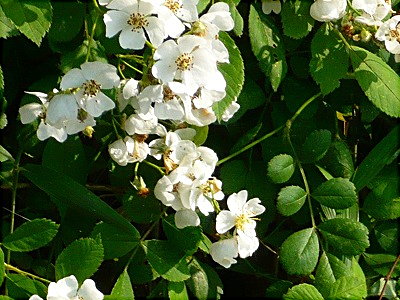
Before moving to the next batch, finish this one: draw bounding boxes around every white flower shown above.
[216,190,265,237]
[124,109,160,135]
[117,78,140,111]
[262,0,282,14]
[310,0,347,22]
[209,238,238,268]
[152,35,225,95]
[109,136,149,166]
[375,15,400,56]
[353,0,391,26]
[236,231,259,258]
[221,102,240,122]
[174,208,200,228]
[104,0,166,49]
[199,2,234,36]
[60,62,120,118]
[29,275,103,300]
[157,0,198,38]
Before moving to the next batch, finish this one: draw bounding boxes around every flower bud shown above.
[360,28,372,42]
[83,126,95,138]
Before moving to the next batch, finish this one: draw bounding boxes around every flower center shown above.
[164,0,182,13]
[175,53,194,71]
[127,13,149,31]
[235,214,250,232]
[163,86,176,101]
[82,80,101,97]
[389,25,400,42]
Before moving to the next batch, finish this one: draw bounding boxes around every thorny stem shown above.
[285,121,316,228]
[378,254,400,300]
[5,263,51,284]
[216,92,322,166]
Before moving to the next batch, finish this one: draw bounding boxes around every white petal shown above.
[80,62,120,89]
[77,279,104,300]
[25,91,48,104]
[158,7,185,38]
[174,209,200,228]
[107,0,136,11]
[109,139,129,166]
[145,16,166,47]
[123,79,140,99]
[46,94,78,125]
[84,92,115,117]
[215,210,236,234]
[243,198,265,217]
[154,99,185,120]
[177,35,206,53]
[47,275,78,299]
[237,232,259,258]
[119,28,146,50]
[19,103,43,124]
[227,190,248,215]
[210,238,238,268]
[152,60,177,83]
[221,102,240,122]
[37,121,67,143]
[104,10,129,37]
[60,68,86,90]
[29,296,44,300]
[153,39,179,60]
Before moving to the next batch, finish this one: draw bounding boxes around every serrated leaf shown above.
[0,248,4,286]
[3,218,59,252]
[352,125,400,191]
[283,283,324,300]
[277,186,307,216]
[91,222,139,260]
[318,218,369,256]
[312,178,357,209]
[300,129,332,162]
[328,275,367,299]
[229,2,243,36]
[213,32,244,120]
[268,154,295,184]
[374,221,398,254]
[197,0,211,13]
[310,23,349,95]
[364,253,400,277]
[6,274,47,299]
[280,228,319,275]
[319,139,354,179]
[350,46,400,117]
[22,164,139,236]
[0,0,52,46]
[168,281,189,300]
[142,240,191,282]
[281,0,314,39]
[314,252,348,298]
[55,238,104,283]
[0,145,13,162]
[249,4,287,91]
[0,6,18,38]
[110,269,135,300]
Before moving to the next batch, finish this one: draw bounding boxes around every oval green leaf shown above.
[283,283,324,300]
[312,178,357,209]
[277,185,307,216]
[268,154,295,184]
[300,129,332,163]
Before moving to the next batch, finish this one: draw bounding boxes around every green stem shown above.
[117,54,145,65]
[143,160,165,175]
[117,60,127,79]
[216,92,322,166]
[85,15,99,62]
[332,24,353,50]
[285,122,316,228]
[121,60,143,74]
[5,263,51,284]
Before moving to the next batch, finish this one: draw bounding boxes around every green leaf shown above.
[0,0,52,46]
[189,125,209,146]
[22,164,139,236]
[213,32,244,121]
[229,2,243,37]
[265,281,293,299]
[267,154,295,184]
[364,253,400,277]
[186,258,223,300]
[277,186,307,216]
[0,248,4,286]
[197,0,211,13]
[142,240,191,282]
[350,46,400,117]
[60,39,108,73]
[48,1,84,42]
[283,283,324,300]
[352,125,400,191]
[55,238,104,283]
[319,139,354,179]
[314,252,348,298]
[300,129,332,162]
[42,136,88,184]
[318,218,369,256]
[6,274,47,299]
[374,221,398,253]
[0,6,18,38]
[328,275,367,300]
[280,228,319,275]
[310,23,349,95]
[3,218,59,252]
[281,0,314,39]
[91,222,139,260]
[168,282,189,300]
[110,269,135,300]
[230,122,263,153]
[249,4,287,91]
[0,145,13,162]
[123,192,162,224]
[312,178,357,209]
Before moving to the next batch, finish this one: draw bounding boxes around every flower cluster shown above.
[17,0,260,271]
[19,62,120,142]
[29,275,103,300]
[309,0,399,62]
